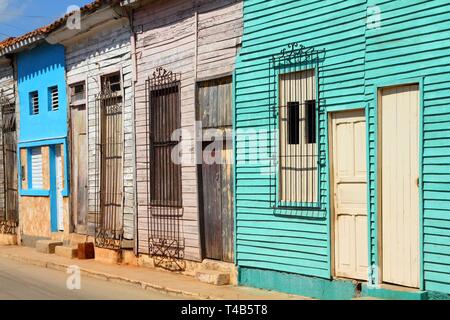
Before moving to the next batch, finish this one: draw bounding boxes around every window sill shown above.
[20,189,50,197]
[274,203,326,219]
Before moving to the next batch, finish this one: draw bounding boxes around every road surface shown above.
[0,257,186,300]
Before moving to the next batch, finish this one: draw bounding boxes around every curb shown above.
[1,253,221,300]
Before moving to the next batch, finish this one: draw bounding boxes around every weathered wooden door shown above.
[198,77,234,262]
[380,85,420,288]
[2,103,17,226]
[201,143,234,262]
[71,105,88,233]
[331,109,368,281]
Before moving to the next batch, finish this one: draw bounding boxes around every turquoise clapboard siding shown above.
[235,0,368,281]
[365,0,450,294]
[235,0,450,295]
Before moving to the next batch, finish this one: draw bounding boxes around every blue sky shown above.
[0,0,93,41]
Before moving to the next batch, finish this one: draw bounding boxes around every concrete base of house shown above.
[129,254,238,286]
[239,267,441,300]
[239,267,358,300]
[362,283,427,300]
[0,234,17,246]
[94,247,122,264]
[21,235,50,248]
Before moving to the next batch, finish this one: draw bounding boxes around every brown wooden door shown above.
[197,77,234,263]
[201,142,234,262]
[70,105,88,233]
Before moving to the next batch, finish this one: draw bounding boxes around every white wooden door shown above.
[55,145,64,232]
[331,109,368,280]
[381,85,420,288]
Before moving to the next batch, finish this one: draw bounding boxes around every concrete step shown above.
[55,246,78,259]
[95,247,121,264]
[36,240,63,254]
[201,259,237,285]
[196,269,230,286]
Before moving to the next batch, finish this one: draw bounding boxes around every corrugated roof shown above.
[0,0,115,54]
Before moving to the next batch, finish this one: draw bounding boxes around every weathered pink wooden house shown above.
[123,0,242,276]
[47,0,135,252]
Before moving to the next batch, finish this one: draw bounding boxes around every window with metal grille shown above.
[269,43,322,208]
[49,86,59,111]
[70,82,85,105]
[93,72,124,249]
[150,84,182,207]
[30,91,39,115]
[279,70,318,205]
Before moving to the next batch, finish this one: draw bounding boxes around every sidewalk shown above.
[0,246,306,300]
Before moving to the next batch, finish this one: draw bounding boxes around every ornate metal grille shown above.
[145,67,185,271]
[269,43,324,209]
[94,76,124,249]
[0,90,18,235]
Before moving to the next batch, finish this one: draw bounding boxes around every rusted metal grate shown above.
[269,43,323,209]
[145,67,185,271]
[94,74,124,250]
[0,90,18,235]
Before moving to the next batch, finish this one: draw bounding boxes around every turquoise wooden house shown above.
[234,0,450,299]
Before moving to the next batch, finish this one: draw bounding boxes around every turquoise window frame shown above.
[372,77,425,290]
[274,67,321,210]
[18,138,70,198]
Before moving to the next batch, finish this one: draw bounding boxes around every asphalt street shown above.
[0,256,186,300]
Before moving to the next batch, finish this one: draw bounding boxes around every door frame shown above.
[328,108,368,280]
[374,78,425,290]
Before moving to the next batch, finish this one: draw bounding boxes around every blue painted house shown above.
[235,0,450,299]
[17,42,69,244]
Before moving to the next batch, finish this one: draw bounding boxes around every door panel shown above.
[70,105,88,233]
[331,109,368,280]
[381,85,420,288]
[202,155,222,261]
[197,77,234,263]
[201,143,234,262]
